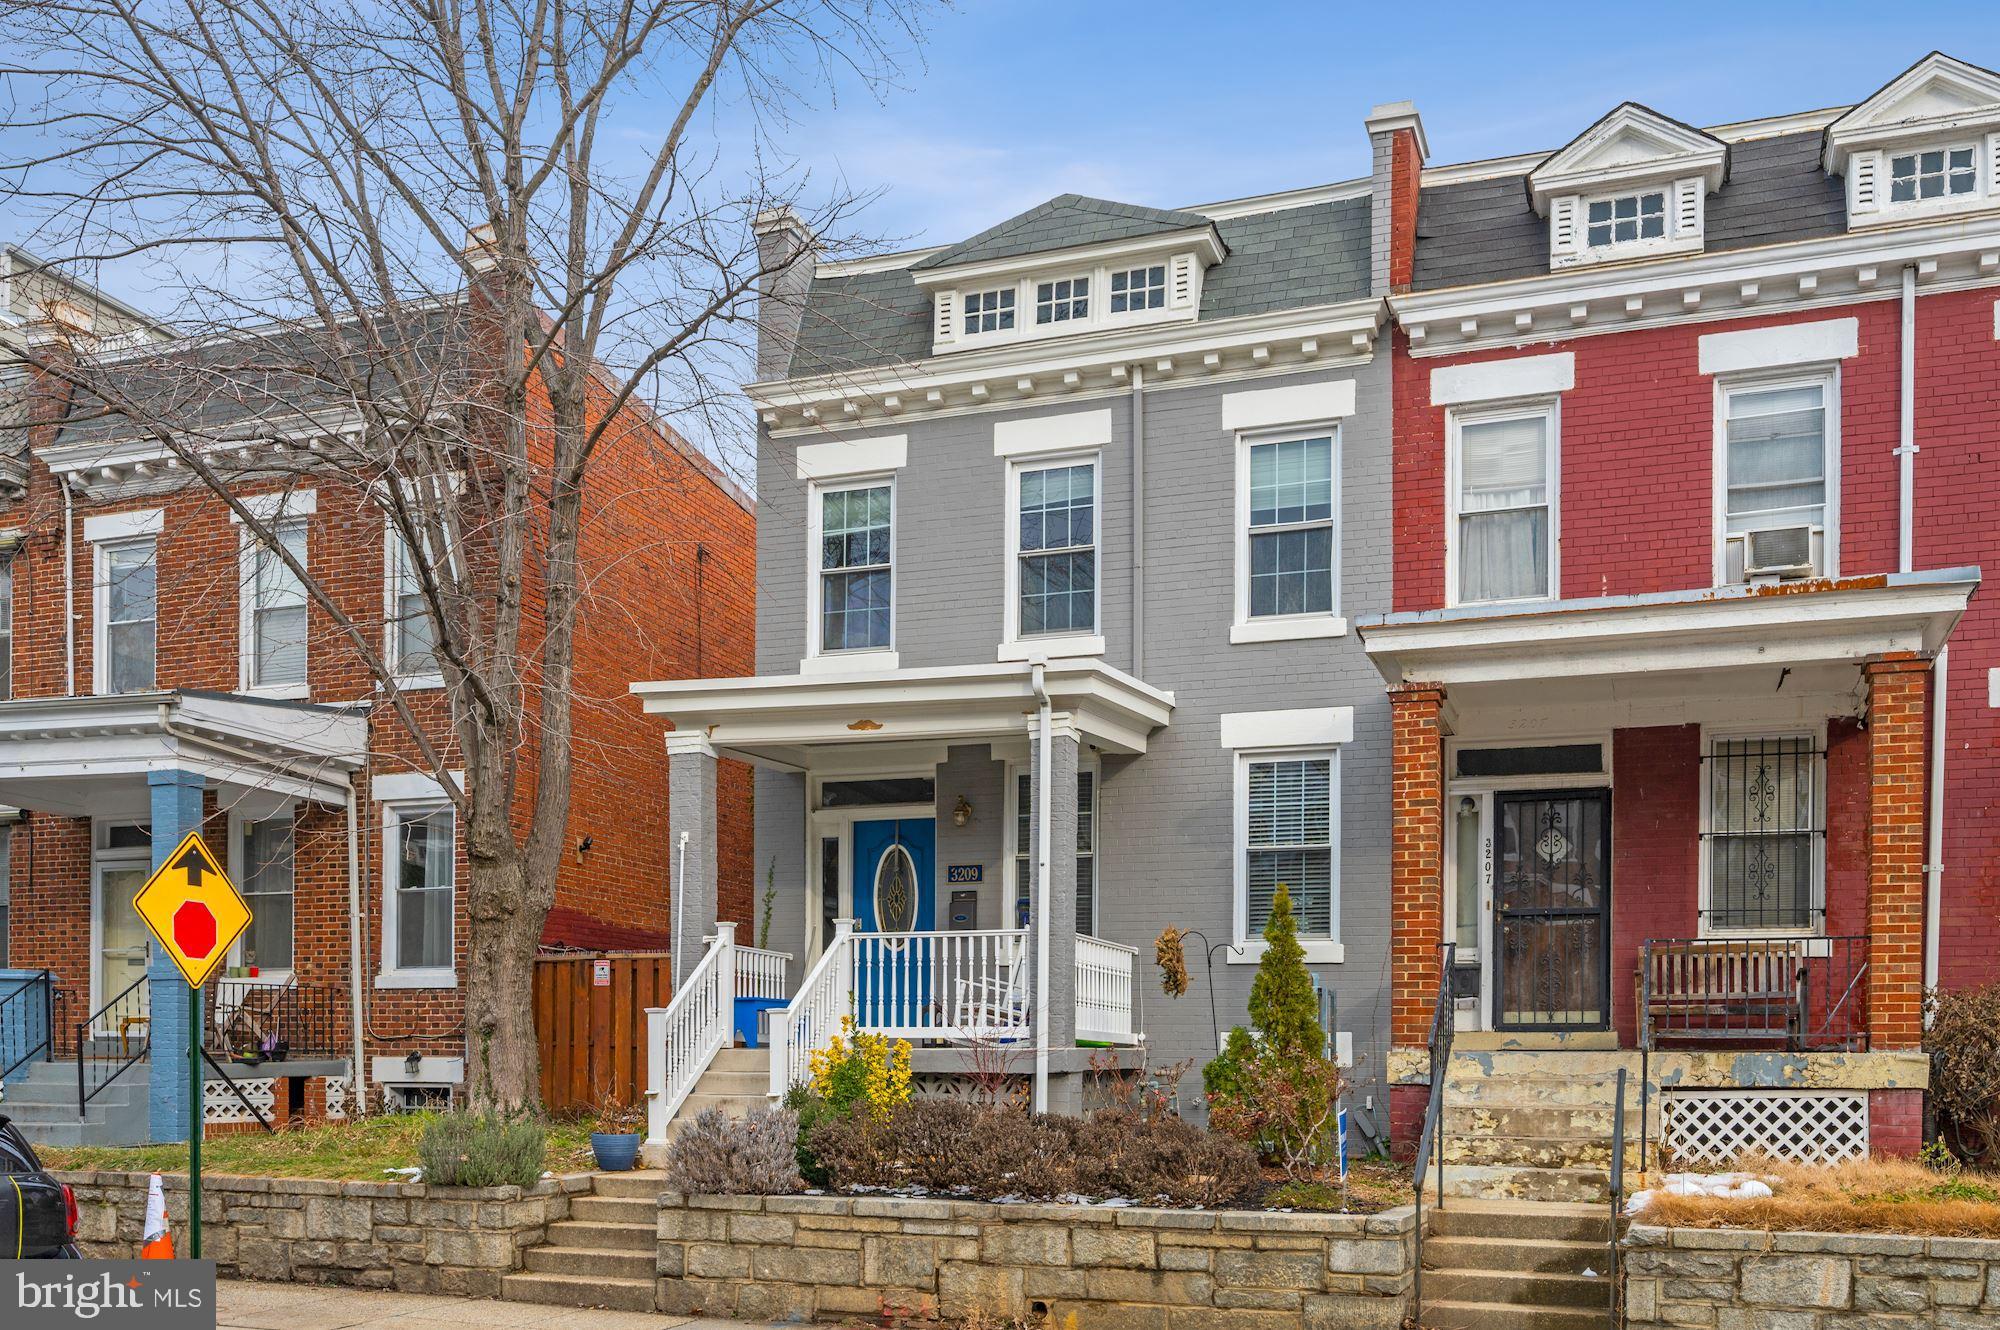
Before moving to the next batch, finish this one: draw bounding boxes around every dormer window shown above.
[1035,276,1089,324]
[963,288,1016,335]
[1888,146,1977,202]
[1110,264,1167,313]
[1586,190,1667,248]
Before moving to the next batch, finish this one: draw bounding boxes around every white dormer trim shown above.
[1827,53,2000,229]
[1528,104,1729,214]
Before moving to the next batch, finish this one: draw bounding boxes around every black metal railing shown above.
[1638,934,1869,1051]
[1608,1066,1629,1328]
[204,979,346,1063]
[76,975,151,1113]
[0,969,56,1083]
[1411,941,1457,1327]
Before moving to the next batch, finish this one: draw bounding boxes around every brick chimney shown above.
[750,207,818,384]
[1365,101,1429,296]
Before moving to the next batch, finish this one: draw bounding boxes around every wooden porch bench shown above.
[1640,939,1808,1046]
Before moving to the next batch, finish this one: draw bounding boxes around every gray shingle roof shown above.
[787,196,1373,378]
[910,195,1215,272]
[1413,130,1848,292]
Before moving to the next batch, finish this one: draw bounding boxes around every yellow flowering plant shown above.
[806,1016,912,1123]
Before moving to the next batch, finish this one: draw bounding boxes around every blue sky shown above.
[798,2,1999,250]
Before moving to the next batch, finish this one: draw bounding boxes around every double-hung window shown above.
[0,554,13,700]
[816,483,893,653]
[1244,434,1335,621]
[1890,146,1976,203]
[1014,459,1097,638]
[385,804,454,978]
[1451,406,1556,604]
[102,539,158,693]
[1240,752,1337,948]
[1721,378,1831,579]
[1703,734,1823,933]
[387,534,439,680]
[239,817,295,972]
[245,518,309,691]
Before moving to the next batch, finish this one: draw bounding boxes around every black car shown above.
[0,1114,81,1257]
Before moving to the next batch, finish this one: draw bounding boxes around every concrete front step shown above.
[522,1245,656,1280]
[1423,1235,1608,1276]
[677,1091,767,1119]
[1441,1135,1644,1170]
[588,1170,668,1200]
[499,1271,655,1313]
[1436,1164,1613,1204]
[544,1219,655,1252]
[1425,1200,1614,1244]
[1421,1297,1609,1330]
[567,1194,658,1225]
[1439,1077,1647,1110]
[1423,1267,1611,1310]
[707,1047,770,1073]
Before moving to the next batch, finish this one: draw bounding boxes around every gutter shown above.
[1899,262,1948,1004]
[1030,659,1051,1115]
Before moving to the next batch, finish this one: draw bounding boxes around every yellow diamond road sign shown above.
[133,831,252,988]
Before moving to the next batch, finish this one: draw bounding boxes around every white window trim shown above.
[1444,399,1562,609]
[1032,272,1094,327]
[1232,424,1346,643]
[1001,449,1105,660]
[1710,368,1841,587]
[377,799,457,989]
[999,753,1102,938]
[1576,185,1683,260]
[1228,745,1343,966]
[803,474,899,673]
[82,509,163,543]
[237,514,311,700]
[939,250,1200,354]
[226,807,296,982]
[91,535,157,696]
[382,522,444,691]
[1696,723,1828,940]
[1881,141,1988,220]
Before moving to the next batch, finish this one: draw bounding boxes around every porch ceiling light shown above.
[952,795,974,828]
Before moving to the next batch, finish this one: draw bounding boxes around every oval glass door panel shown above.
[875,844,918,932]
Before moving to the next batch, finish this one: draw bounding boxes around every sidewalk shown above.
[217,1279,789,1330]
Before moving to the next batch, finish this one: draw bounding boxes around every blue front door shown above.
[852,818,936,1030]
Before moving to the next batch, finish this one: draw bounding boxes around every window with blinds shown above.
[1454,408,1553,604]
[1012,768,1097,936]
[1245,756,1333,937]
[248,518,309,689]
[1724,381,1827,541]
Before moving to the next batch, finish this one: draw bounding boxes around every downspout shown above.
[1030,659,1052,1114]
[1129,365,1145,677]
[63,479,76,696]
[346,781,367,1111]
[1897,265,1916,573]
[1925,647,1948,997]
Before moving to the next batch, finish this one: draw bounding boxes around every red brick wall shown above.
[1865,654,1928,1050]
[1388,131,1421,293]
[1824,718,1870,942]
[1389,684,1445,1049]
[1869,1087,1924,1157]
[1609,725,1701,1045]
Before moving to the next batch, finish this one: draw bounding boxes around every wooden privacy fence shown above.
[533,951,673,1115]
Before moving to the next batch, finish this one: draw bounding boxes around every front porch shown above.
[629,659,1172,1141]
[1360,570,1977,1174]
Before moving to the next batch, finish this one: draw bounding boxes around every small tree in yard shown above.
[0,0,933,1112]
[1205,885,1343,1178]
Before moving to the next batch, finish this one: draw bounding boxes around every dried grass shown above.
[1638,1154,2000,1238]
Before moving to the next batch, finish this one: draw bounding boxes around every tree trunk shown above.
[461,840,551,1112]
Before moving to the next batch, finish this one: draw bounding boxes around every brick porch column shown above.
[1389,684,1447,1050]
[666,731,720,991]
[1863,654,1928,1051]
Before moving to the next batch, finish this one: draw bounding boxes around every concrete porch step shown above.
[1438,1076,1647,1109]
[1425,1199,1614,1242]
[1421,1297,1609,1330]
[1440,1135,1644,1170]
[1435,1164,1613,1204]
[567,1194,659,1225]
[544,1219,655,1252]
[676,1091,767,1119]
[588,1169,668,1200]
[1442,1103,1623,1136]
[499,1271,655,1313]
[522,1245,656,1280]
[707,1047,770,1073]
[1422,1235,1608,1275]
[692,1070,771,1096]
[1423,1267,1611,1309]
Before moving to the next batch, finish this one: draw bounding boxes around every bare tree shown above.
[0,0,927,1110]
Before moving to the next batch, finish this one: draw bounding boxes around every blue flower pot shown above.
[591,1132,641,1172]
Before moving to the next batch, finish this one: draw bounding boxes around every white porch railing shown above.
[770,920,856,1098]
[644,922,737,1145]
[735,944,790,1001]
[1075,935,1139,1045]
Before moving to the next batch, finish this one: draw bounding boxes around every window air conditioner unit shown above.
[1743,525,1818,579]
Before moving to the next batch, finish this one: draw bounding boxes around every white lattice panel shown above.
[204,1076,276,1125]
[323,1076,349,1120]
[1661,1090,1869,1167]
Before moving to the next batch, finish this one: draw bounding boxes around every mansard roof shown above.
[908,194,1217,273]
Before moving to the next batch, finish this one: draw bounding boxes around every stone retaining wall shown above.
[61,1170,592,1296]
[657,1193,1416,1328]
[1624,1224,2000,1326]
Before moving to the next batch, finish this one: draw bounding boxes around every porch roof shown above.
[1356,569,1978,727]
[0,689,370,815]
[630,659,1175,768]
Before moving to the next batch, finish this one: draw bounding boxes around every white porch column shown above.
[666,731,720,992]
[1027,710,1081,1112]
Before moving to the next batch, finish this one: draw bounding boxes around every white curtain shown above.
[1726,384,1825,533]
[1458,415,1549,602]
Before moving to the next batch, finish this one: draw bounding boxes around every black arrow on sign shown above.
[174,845,211,887]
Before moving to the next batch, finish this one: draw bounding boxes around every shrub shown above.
[417,1112,547,1188]
[809,1016,913,1122]
[783,1084,835,1187]
[1926,984,2000,1162]
[663,1106,803,1196]
[1204,885,1345,1178]
[1072,1109,1261,1208]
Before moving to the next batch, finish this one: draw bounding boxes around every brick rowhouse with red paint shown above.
[0,266,755,1137]
[1359,53,1996,1173]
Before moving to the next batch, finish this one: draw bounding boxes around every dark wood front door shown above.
[1494,789,1611,1031]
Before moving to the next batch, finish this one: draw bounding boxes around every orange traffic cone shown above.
[140,1172,174,1260]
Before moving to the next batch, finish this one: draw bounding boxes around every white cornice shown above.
[910,225,1226,292]
[748,298,1385,437]
[1184,178,1370,221]
[1392,212,2000,357]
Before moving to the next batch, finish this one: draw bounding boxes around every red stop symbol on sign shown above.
[173,900,218,960]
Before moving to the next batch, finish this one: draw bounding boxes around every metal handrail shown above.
[1608,1066,1628,1328]
[0,969,56,1083]
[1412,940,1457,1328]
[75,974,151,1114]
